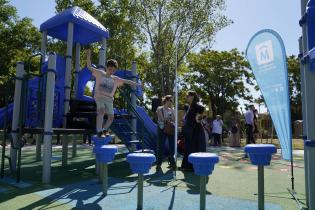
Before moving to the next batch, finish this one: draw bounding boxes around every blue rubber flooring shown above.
[35,178,282,210]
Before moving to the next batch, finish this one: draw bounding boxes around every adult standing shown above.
[244,105,255,144]
[156,95,176,171]
[201,116,211,146]
[212,115,223,146]
[180,91,205,171]
[253,109,260,143]
[229,120,240,147]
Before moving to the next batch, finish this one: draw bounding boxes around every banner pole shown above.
[290,157,295,190]
[174,42,178,177]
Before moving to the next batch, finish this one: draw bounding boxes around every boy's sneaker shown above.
[102,129,111,137]
[97,131,105,138]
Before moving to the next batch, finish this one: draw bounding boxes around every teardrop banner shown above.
[246,29,292,161]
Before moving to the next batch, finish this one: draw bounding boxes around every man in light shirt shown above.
[212,115,223,146]
[244,105,255,144]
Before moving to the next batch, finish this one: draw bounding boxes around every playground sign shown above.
[246,29,292,161]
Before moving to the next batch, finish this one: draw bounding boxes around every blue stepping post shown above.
[245,144,277,210]
[95,145,118,195]
[188,153,219,210]
[92,135,113,182]
[127,153,156,210]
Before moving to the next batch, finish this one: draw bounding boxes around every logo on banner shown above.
[255,40,274,65]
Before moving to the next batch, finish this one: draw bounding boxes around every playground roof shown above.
[40,7,109,45]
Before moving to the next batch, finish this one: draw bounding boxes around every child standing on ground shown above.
[86,49,139,137]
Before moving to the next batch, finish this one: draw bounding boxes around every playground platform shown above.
[0,142,305,210]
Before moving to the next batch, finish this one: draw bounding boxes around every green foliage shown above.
[132,0,231,97]
[97,0,143,68]
[55,0,97,15]
[0,0,41,107]
[0,0,41,82]
[185,49,253,116]
[287,55,301,121]
[84,85,92,96]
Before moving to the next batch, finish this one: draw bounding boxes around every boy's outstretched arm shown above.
[86,49,98,72]
[122,79,139,88]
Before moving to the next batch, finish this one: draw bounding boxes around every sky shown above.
[9,0,303,112]
[10,0,302,55]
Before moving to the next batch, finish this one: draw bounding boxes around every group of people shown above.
[201,115,241,147]
[155,95,261,171]
[201,115,224,147]
[156,91,206,171]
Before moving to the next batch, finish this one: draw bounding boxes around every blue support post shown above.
[245,144,277,210]
[95,145,118,195]
[92,135,113,182]
[188,153,219,210]
[42,53,57,184]
[126,153,156,210]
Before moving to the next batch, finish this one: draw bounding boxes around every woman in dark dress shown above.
[180,91,206,171]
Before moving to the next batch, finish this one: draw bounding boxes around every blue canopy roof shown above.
[40,7,109,45]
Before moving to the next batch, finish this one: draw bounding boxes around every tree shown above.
[287,55,301,121]
[254,95,265,113]
[133,0,231,97]
[97,0,144,68]
[0,0,41,106]
[55,0,97,15]
[185,49,253,116]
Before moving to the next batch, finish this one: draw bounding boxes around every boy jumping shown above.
[87,49,139,137]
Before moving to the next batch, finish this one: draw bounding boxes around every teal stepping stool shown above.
[189,152,219,210]
[95,145,118,195]
[245,144,277,210]
[127,153,156,210]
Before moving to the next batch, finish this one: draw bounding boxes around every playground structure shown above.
[300,0,315,209]
[0,6,157,184]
